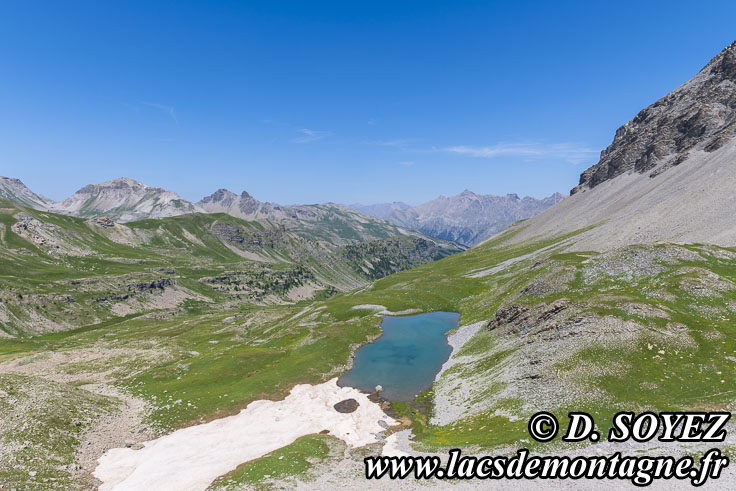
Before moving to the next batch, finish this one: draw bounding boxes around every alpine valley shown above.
[3,40,736,491]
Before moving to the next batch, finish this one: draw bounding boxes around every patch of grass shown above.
[208,434,343,489]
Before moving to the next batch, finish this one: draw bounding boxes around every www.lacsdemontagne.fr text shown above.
[365,448,729,486]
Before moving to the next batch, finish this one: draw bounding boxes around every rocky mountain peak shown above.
[572,40,736,194]
[54,178,200,222]
[77,177,164,194]
[200,189,238,204]
[703,39,736,80]
[198,188,285,220]
[103,177,145,187]
[0,176,54,209]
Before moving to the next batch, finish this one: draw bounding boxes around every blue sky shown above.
[1,1,735,205]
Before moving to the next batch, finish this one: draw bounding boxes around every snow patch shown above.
[94,378,398,491]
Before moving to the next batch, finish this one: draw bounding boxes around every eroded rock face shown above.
[572,40,736,194]
[333,398,359,413]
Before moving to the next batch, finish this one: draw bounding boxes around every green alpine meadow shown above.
[3,2,736,490]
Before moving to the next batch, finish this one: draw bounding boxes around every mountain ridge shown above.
[350,190,564,246]
[1,175,562,249]
[0,177,464,250]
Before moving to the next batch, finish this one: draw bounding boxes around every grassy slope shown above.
[324,233,736,453]
[0,200,464,487]
[5,195,735,486]
[0,201,462,337]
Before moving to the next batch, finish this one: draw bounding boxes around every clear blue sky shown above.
[1,1,735,205]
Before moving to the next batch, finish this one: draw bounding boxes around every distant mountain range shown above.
[0,176,465,253]
[348,190,565,246]
[1,176,563,248]
[197,188,426,246]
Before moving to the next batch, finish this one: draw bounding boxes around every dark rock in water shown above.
[319,429,330,434]
[333,398,359,413]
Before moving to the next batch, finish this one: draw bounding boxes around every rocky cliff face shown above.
[572,40,736,194]
[0,177,54,210]
[380,190,564,246]
[53,178,203,222]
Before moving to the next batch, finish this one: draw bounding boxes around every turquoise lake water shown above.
[338,311,460,401]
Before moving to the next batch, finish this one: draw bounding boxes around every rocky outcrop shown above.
[95,278,174,302]
[572,40,736,194]
[92,217,116,228]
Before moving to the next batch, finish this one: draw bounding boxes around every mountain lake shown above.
[338,311,460,401]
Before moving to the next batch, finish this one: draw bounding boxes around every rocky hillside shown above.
[0,177,54,210]
[368,190,564,246]
[498,41,736,252]
[572,40,736,194]
[52,178,203,222]
[340,236,447,280]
